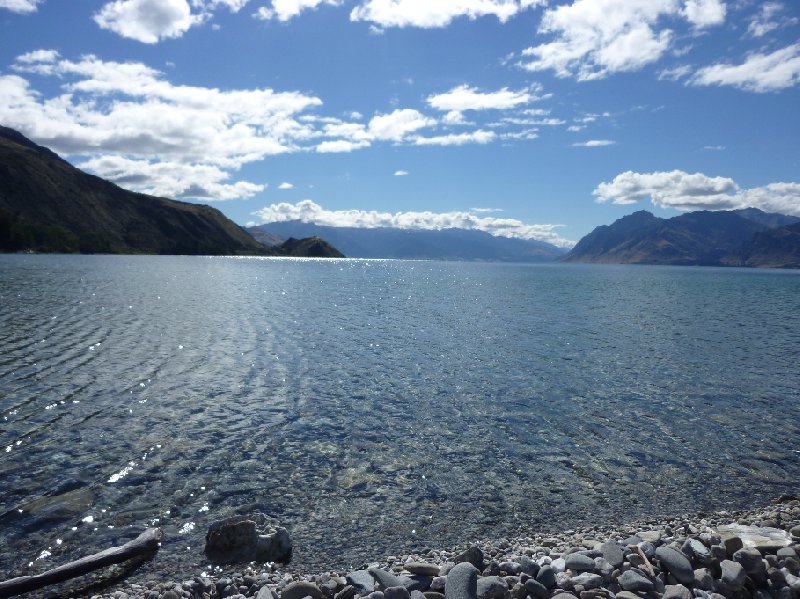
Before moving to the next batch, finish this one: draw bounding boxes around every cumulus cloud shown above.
[593,170,800,215]
[80,155,265,200]
[368,108,435,141]
[691,43,800,93]
[252,0,340,21]
[0,0,42,13]
[251,199,575,247]
[2,51,324,199]
[350,0,546,29]
[278,181,294,189]
[426,85,533,111]
[573,139,615,147]
[394,170,408,176]
[520,0,725,80]
[94,0,202,43]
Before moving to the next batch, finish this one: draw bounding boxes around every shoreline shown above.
[27,496,800,599]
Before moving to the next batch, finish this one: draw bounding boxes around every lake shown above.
[1,255,799,581]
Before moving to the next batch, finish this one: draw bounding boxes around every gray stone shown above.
[717,525,792,552]
[593,558,613,580]
[411,591,426,599]
[618,569,654,592]
[257,588,275,599]
[565,554,595,573]
[518,556,539,578]
[407,563,441,577]
[720,560,745,591]
[430,577,447,593]
[499,562,521,576]
[785,572,800,592]
[347,571,375,594]
[637,542,656,560]
[570,574,603,590]
[384,587,411,599]
[369,569,404,591]
[425,593,445,599]
[445,563,479,599]
[204,516,293,564]
[683,539,712,564]
[693,568,714,591]
[614,592,641,599]
[367,592,385,599]
[162,592,181,599]
[639,531,662,544]
[476,577,509,599]
[282,582,324,599]
[656,546,695,585]
[555,572,572,590]
[599,542,624,569]
[550,558,566,574]
[402,577,432,592]
[662,584,692,599]
[535,566,556,589]
[733,547,765,575]
[454,547,486,572]
[550,594,577,599]
[524,579,548,599]
[790,525,800,538]
[510,583,526,599]
[334,586,356,599]
[777,547,798,560]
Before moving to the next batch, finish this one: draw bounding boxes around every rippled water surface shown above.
[1,255,799,580]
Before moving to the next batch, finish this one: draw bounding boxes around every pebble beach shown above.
[22,496,800,599]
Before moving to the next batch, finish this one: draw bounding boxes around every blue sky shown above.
[1,0,798,246]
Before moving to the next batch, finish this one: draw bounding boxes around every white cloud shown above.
[747,2,797,38]
[573,139,615,147]
[350,0,545,29]
[658,64,692,81]
[253,0,340,21]
[316,139,371,153]
[278,181,294,189]
[427,85,533,111]
[80,155,265,200]
[15,49,60,64]
[413,130,496,146]
[471,207,503,213]
[593,170,800,215]
[368,108,435,141]
[520,0,725,80]
[567,125,585,132]
[2,52,325,200]
[207,0,250,11]
[0,0,41,13]
[703,145,725,151]
[94,0,202,43]
[682,0,726,28]
[251,199,575,247]
[691,43,800,92]
[394,170,408,176]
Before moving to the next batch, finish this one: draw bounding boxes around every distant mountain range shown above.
[247,220,567,262]
[563,208,800,268]
[0,126,341,257]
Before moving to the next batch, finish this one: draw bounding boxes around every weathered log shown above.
[0,528,162,599]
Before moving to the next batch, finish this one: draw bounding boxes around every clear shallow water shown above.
[1,255,799,580]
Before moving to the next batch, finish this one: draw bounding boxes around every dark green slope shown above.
[0,126,273,255]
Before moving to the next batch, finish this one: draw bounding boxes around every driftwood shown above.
[0,528,162,599]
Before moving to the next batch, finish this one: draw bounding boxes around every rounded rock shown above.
[655,546,695,585]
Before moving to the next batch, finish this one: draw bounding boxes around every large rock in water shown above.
[205,515,292,564]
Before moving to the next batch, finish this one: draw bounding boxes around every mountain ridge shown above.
[0,126,342,257]
[247,220,567,262]
[563,209,800,268]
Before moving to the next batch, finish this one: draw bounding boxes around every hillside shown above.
[247,220,566,262]
[0,126,270,255]
[563,209,800,268]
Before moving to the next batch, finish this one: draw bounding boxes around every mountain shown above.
[247,220,566,262]
[735,221,800,268]
[563,209,800,268]
[276,236,345,258]
[0,126,343,258]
